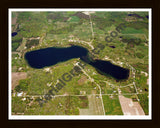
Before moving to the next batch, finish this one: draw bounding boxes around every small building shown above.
[17,92,23,97]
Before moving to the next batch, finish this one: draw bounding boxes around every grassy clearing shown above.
[121,27,144,34]
[137,93,149,115]
[68,16,80,22]
[72,21,92,41]
[16,38,26,51]
[12,36,23,52]
[12,12,16,18]
[120,85,136,94]
[27,69,53,95]
[102,95,123,115]
[135,73,148,92]
[26,59,75,95]
[26,39,39,49]
[123,94,137,99]
[12,55,27,72]
[66,11,76,15]
[12,97,27,114]
[17,12,48,38]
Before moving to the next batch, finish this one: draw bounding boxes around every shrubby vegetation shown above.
[47,12,62,20]
[135,52,144,59]
[49,19,83,34]
[121,35,142,46]
[15,79,30,92]
[121,27,144,34]
[135,73,148,91]
[26,39,39,49]
[133,63,148,72]
[138,93,149,115]
[17,12,32,22]
[127,21,148,30]
[12,97,26,114]
[92,12,128,30]
[68,16,80,22]
[92,17,114,30]
[17,12,47,38]
[12,36,23,51]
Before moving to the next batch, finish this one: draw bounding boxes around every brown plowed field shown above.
[12,72,27,90]
[119,95,145,115]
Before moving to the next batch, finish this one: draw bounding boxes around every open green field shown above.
[137,93,149,115]
[68,16,80,22]
[121,27,144,34]
[102,95,123,115]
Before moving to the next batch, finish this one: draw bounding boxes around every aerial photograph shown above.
[10,9,151,119]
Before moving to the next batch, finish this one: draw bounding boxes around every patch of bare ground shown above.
[79,91,104,115]
[12,72,27,90]
[12,17,17,25]
[147,79,149,85]
[12,13,18,32]
[119,95,145,115]
[82,11,95,15]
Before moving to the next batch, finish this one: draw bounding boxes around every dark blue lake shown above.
[89,60,129,80]
[146,15,149,19]
[12,32,17,37]
[25,46,129,80]
[25,46,88,69]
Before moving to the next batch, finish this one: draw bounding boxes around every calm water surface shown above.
[25,46,129,80]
